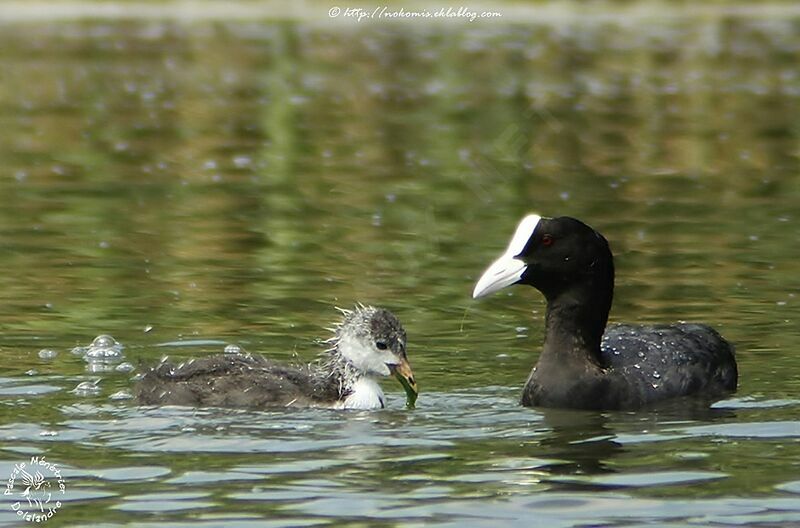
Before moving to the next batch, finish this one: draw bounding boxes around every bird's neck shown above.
[522,254,618,408]
[540,282,612,368]
[522,285,613,407]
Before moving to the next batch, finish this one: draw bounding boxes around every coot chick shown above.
[472,214,737,410]
[136,305,417,410]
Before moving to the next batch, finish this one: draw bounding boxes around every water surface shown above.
[1,7,800,527]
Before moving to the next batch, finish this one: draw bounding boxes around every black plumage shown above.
[474,214,737,410]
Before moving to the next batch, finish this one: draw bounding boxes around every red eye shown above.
[541,234,554,247]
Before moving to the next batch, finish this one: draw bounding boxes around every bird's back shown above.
[136,354,341,408]
[601,323,737,407]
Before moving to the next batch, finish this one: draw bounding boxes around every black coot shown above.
[473,214,737,410]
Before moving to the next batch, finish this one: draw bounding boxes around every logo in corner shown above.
[4,456,66,523]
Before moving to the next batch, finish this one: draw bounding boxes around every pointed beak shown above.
[472,214,540,299]
[389,357,418,408]
[472,253,527,299]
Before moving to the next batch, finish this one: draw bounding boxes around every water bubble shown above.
[109,390,133,401]
[73,380,102,396]
[86,362,115,373]
[115,362,135,373]
[637,351,645,358]
[85,335,124,359]
[224,344,244,355]
[92,335,117,348]
[653,371,661,379]
[38,349,58,360]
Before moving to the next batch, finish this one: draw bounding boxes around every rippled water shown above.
[1,5,800,527]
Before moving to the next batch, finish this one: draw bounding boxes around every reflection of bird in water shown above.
[20,469,51,513]
[136,305,417,410]
[535,403,735,490]
[473,214,738,410]
[536,409,621,481]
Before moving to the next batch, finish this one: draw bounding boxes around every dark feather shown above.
[135,354,344,408]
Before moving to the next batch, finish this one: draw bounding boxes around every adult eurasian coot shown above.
[472,214,737,410]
